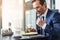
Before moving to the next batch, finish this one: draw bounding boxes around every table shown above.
[19,34,49,40]
[0,34,49,40]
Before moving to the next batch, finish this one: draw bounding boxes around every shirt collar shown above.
[41,8,48,17]
[36,8,48,18]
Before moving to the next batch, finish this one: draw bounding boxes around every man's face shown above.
[33,1,45,15]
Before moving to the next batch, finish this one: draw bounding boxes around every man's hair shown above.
[32,0,46,5]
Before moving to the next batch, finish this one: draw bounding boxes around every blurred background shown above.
[0,0,60,35]
[0,0,2,34]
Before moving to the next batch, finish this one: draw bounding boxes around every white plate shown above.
[22,32,38,36]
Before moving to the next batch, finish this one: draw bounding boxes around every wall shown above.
[0,0,2,34]
[55,0,60,12]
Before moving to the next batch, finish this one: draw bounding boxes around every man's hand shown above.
[36,18,45,27]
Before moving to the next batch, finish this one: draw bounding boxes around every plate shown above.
[22,32,38,36]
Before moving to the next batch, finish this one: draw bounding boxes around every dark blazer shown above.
[36,9,60,40]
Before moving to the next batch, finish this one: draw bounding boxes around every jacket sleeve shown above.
[36,24,42,34]
[45,12,60,40]
[45,12,60,34]
[52,12,60,35]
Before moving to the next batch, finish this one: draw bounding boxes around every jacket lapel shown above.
[45,9,55,25]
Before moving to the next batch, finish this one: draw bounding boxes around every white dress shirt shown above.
[36,8,48,29]
[41,8,48,29]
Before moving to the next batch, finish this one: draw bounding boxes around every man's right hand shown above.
[36,18,45,27]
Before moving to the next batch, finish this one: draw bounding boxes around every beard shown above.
[36,11,42,16]
[36,10,44,16]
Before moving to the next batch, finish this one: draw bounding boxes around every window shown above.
[24,0,37,33]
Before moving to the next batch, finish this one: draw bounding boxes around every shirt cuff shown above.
[42,23,46,29]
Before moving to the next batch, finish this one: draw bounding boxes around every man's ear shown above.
[43,2,46,8]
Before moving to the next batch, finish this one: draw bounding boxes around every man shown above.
[32,0,60,40]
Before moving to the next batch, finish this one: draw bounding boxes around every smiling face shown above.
[32,0,46,15]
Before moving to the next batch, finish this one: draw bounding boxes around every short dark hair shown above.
[32,0,46,5]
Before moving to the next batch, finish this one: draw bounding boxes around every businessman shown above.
[32,0,60,40]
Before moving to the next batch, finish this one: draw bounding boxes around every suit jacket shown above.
[36,9,60,40]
